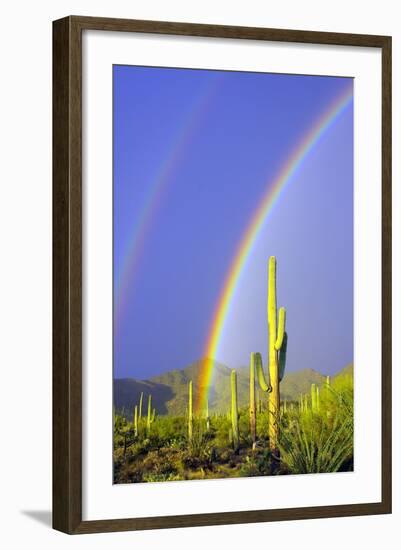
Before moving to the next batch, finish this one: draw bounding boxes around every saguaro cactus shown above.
[231,370,239,451]
[267,256,287,450]
[133,405,138,436]
[188,380,193,441]
[311,383,317,411]
[146,394,152,435]
[249,353,257,448]
[139,391,144,419]
[253,257,287,451]
[311,383,320,412]
[205,399,210,431]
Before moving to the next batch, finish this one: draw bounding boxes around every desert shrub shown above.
[278,376,353,474]
[238,449,272,477]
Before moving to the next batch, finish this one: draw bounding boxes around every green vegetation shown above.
[113,367,353,483]
[113,257,353,483]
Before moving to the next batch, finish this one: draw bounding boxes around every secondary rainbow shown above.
[114,76,223,329]
[196,84,353,412]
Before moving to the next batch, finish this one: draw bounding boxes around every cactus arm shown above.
[275,307,286,350]
[278,332,288,382]
[254,352,272,393]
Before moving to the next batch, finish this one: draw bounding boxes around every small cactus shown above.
[133,405,138,436]
[231,370,239,451]
[146,394,152,435]
[205,399,210,431]
[188,380,193,440]
[139,391,144,419]
[249,353,257,447]
[311,384,320,412]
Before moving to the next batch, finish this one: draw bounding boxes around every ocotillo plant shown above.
[252,257,287,451]
[146,394,152,435]
[133,405,138,437]
[188,380,193,441]
[249,353,257,448]
[231,370,239,451]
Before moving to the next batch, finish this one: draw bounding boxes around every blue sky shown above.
[113,65,353,380]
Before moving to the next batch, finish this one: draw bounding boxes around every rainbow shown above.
[114,75,223,329]
[196,84,353,412]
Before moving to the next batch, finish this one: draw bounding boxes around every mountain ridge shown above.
[114,359,353,417]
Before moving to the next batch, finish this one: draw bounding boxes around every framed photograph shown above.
[53,16,392,534]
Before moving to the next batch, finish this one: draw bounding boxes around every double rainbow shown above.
[114,75,223,329]
[195,84,353,412]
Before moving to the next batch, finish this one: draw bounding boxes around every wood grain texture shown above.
[52,15,392,534]
[381,36,392,514]
[52,16,82,534]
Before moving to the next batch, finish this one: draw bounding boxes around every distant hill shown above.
[114,361,353,417]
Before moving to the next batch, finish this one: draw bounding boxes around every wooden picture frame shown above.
[53,15,392,534]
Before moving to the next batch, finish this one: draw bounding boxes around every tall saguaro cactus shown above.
[231,370,239,451]
[188,380,193,441]
[250,257,287,452]
[267,256,287,451]
[249,353,257,448]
